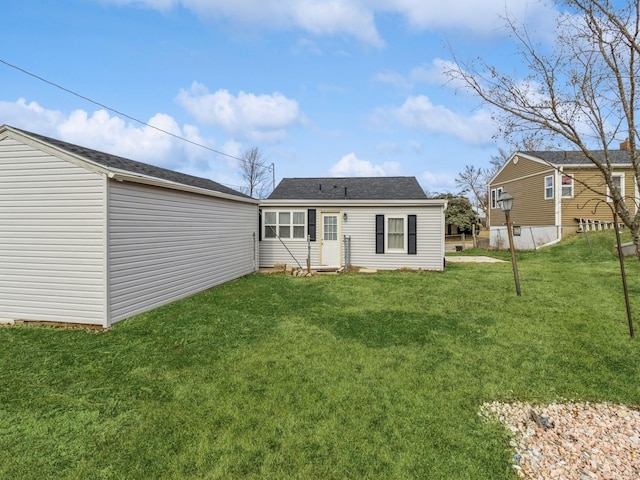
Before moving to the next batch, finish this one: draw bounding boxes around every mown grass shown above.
[1,231,640,479]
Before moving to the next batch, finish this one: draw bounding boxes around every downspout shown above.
[556,168,563,241]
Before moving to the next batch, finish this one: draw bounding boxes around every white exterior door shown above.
[321,213,340,266]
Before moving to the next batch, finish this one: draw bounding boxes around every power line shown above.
[0,58,243,162]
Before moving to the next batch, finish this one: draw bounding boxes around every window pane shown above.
[545,176,553,198]
[389,218,403,234]
[279,226,290,238]
[323,216,337,241]
[293,212,305,224]
[613,175,622,190]
[388,218,404,249]
[265,226,277,238]
[265,212,276,224]
[293,226,305,238]
[279,212,291,224]
[561,175,573,197]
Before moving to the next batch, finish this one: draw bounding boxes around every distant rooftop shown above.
[521,149,633,166]
[268,176,427,200]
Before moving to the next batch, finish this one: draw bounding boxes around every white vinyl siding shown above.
[348,207,443,270]
[108,182,258,323]
[0,138,106,325]
[260,205,445,271]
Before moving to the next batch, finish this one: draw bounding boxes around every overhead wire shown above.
[0,58,244,162]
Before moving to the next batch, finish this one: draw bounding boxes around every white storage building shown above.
[0,125,259,328]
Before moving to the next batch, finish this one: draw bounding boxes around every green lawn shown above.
[1,231,640,479]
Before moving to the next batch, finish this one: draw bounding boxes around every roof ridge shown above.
[4,125,249,198]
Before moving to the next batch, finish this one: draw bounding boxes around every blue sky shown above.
[0,0,557,194]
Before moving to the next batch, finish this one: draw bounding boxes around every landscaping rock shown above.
[480,401,640,479]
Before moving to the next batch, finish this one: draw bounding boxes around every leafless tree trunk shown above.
[240,147,270,199]
[448,0,640,260]
[455,165,490,216]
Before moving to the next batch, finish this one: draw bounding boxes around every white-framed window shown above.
[561,174,574,198]
[263,210,306,239]
[607,173,625,202]
[491,188,503,209]
[544,175,554,199]
[387,217,405,251]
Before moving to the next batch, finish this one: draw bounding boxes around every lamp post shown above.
[498,191,521,296]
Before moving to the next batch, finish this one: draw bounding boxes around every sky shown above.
[0,0,559,195]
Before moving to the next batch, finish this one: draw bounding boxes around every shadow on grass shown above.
[307,310,496,349]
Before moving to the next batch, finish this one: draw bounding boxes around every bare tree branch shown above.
[239,147,271,199]
[447,0,640,258]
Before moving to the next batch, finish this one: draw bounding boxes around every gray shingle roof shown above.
[268,177,427,200]
[522,150,633,166]
[12,127,249,198]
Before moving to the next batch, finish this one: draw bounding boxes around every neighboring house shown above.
[0,125,259,328]
[259,177,447,271]
[488,143,638,249]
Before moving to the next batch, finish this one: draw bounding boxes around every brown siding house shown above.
[488,147,638,249]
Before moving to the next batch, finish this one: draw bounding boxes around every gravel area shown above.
[480,401,640,479]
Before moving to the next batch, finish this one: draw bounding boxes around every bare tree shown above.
[455,165,489,215]
[448,0,640,259]
[239,147,270,198]
[455,149,507,216]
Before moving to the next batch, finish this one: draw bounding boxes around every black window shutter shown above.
[408,215,417,255]
[375,214,385,254]
[258,209,262,241]
[308,209,316,241]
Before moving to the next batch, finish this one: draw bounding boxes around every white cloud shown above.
[374,59,464,91]
[0,98,64,134]
[0,98,245,182]
[329,152,400,177]
[102,0,556,47]
[108,0,383,46]
[176,82,304,142]
[378,0,556,35]
[373,71,412,90]
[421,170,456,194]
[378,95,495,145]
[409,59,457,85]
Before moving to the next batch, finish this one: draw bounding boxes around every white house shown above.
[0,125,259,328]
[259,177,447,271]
